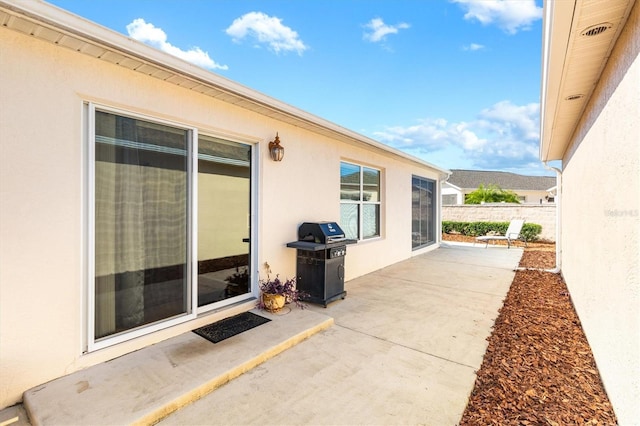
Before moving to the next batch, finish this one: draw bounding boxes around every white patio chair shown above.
[475,219,525,248]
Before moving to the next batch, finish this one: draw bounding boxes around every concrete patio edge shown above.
[23,308,334,426]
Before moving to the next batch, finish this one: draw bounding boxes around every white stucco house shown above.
[540,0,639,423]
[0,1,449,410]
[441,181,464,205]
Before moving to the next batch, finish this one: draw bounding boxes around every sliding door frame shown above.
[85,102,257,352]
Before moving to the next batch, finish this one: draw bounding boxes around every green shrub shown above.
[442,221,542,241]
[442,221,454,234]
[464,184,520,204]
[520,223,542,242]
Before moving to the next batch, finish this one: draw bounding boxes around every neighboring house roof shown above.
[540,0,635,161]
[447,170,556,191]
[0,0,450,176]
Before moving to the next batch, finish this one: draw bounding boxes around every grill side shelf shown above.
[286,240,356,251]
[286,241,327,251]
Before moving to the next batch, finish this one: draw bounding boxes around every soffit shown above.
[0,3,317,132]
[540,0,636,161]
[0,1,450,175]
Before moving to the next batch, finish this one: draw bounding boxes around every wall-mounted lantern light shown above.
[268,133,285,162]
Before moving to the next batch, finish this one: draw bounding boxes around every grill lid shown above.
[298,221,346,244]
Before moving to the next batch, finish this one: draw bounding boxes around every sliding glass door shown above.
[412,176,436,249]
[94,110,190,339]
[91,106,253,346]
[197,135,251,308]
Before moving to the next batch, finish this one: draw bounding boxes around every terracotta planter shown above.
[262,293,286,312]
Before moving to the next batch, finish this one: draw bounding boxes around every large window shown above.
[340,162,381,240]
[412,176,436,249]
[90,105,252,348]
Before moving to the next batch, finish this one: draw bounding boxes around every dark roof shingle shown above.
[447,169,556,191]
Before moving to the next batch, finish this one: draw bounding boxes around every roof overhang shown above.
[540,0,636,162]
[442,182,462,191]
[0,0,450,176]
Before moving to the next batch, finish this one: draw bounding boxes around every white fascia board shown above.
[539,0,576,162]
[442,182,461,191]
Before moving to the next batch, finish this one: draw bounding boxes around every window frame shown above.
[340,161,382,241]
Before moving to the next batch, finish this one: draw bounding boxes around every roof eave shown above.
[0,0,450,175]
[539,0,576,162]
[540,0,636,163]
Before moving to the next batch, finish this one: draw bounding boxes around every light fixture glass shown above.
[269,133,284,161]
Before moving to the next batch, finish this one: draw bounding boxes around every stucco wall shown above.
[0,28,443,408]
[442,204,556,241]
[560,2,639,423]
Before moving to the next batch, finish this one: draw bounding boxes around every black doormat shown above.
[193,312,271,344]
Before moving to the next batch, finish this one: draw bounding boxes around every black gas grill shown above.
[286,222,356,307]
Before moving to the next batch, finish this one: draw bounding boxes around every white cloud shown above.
[225,12,307,55]
[463,43,485,51]
[363,18,410,42]
[126,18,228,70]
[477,100,540,140]
[373,100,541,170]
[452,0,542,34]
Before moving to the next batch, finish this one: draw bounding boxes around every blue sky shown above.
[48,0,549,175]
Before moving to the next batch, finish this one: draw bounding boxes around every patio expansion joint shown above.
[332,322,478,371]
[424,258,522,272]
[376,273,513,298]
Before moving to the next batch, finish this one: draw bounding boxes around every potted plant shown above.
[257,263,306,312]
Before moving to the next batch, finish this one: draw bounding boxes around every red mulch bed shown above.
[442,234,618,425]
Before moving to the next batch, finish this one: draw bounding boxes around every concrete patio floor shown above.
[14,242,522,425]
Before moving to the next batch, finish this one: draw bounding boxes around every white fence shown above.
[442,204,556,242]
